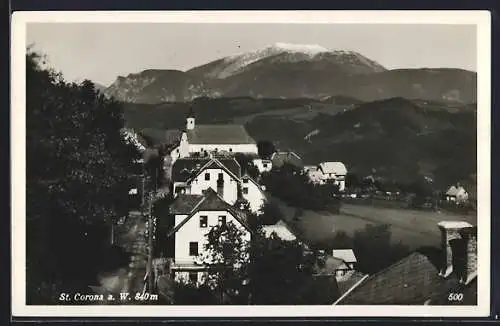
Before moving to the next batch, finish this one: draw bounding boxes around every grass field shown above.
[277,200,477,250]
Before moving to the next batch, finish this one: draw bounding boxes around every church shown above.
[169,110,259,163]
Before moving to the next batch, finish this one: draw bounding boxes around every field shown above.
[277,200,477,250]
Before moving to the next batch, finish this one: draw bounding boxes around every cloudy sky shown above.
[26,23,477,86]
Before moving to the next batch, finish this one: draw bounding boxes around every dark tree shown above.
[26,50,140,304]
[234,153,260,179]
[257,140,276,159]
[248,232,321,305]
[353,224,410,274]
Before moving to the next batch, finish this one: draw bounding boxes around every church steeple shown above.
[186,107,195,130]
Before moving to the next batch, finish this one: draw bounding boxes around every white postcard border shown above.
[11,10,491,318]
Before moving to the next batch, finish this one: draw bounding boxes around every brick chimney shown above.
[437,221,473,277]
[458,226,478,285]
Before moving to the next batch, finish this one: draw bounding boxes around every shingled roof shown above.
[334,251,477,305]
[171,158,211,183]
[167,188,251,237]
[169,194,205,215]
[187,124,256,145]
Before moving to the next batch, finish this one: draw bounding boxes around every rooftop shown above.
[187,124,256,145]
[319,162,348,175]
[332,249,357,263]
[335,251,477,305]
[169,194,204,215]
[171,157,241,183]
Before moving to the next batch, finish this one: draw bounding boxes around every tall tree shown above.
[26,50,140,303]
[199,221,251,304]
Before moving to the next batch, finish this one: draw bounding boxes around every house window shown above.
[218,173,224,180]
[243,179,248,184]
[218,216,226,225]
[176,149,180,153]
[189,272,198,284]
[263,163,268,168]
[242,187,249,194]
[189,242,198,256]
[199,215,208,228]
[205,173,210,181]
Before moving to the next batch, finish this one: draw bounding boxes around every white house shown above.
[317,162,348,191]
[169,111,258,163]
[166,188,252,286]
[240,174,267,215]
[252,158,273,174]
[445,185,469,204]
[171,157,242,206]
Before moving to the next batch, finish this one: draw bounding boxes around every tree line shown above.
[26,50,142,304]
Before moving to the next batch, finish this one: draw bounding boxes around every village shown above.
[105,109,479,305]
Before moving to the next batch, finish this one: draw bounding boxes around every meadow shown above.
[277,200,477,250]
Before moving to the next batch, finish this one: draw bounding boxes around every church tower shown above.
[186,107,195,130]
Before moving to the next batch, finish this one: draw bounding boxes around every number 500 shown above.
[448,293,464,301]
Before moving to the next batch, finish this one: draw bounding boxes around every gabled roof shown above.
[167,189,251,237]
[334,251,477,305]
[332,249,357,263]
[187,124,256,145]
[169,194,205,215]
[319,162,347,175]
[187,158,242,183]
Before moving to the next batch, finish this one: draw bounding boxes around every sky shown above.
[26,23,477,86]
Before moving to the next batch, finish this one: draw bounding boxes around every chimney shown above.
[458,226,477,285]
[437,221,473,278]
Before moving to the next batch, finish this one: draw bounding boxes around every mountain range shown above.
[104,43,477,104]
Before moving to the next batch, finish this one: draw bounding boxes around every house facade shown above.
[171,157,242,205]
[166,189,251,285]
[317,162,348,191]
[240,174,267,214]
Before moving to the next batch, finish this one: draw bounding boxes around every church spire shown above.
[186,106,195,130]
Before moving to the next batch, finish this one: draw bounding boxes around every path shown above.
[91,212,149,300]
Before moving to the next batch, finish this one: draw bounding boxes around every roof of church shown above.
[187,124,256,145]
